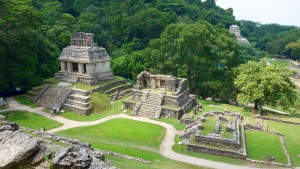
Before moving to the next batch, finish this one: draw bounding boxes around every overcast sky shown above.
[216,0,300,26]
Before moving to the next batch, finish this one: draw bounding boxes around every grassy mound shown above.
[61,93,130,121]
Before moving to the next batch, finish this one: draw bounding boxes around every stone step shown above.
[140,106,157,111]
[64,104,92,115]
[105,84,132,95]
[69,94,91,102]
[65,99,89,108]
[138,112,156,117]
[139,106,157,111]
[92,79,126,92]
[139,110,156,114]
[23,94,33,99]
[109,88,132,101]
[72,88,90,96]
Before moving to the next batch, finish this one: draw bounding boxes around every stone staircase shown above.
[63,88,92,115]
[137,93,162,118]
[34,85,72,111]
[94,79,133,101]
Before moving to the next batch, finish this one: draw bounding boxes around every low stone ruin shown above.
[0,117,115,169]
[181,111,247,159]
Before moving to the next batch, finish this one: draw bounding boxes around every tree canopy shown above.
[234,60,297,110]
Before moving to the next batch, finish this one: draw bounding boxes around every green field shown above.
[172,135,272,167]
[61,93,129,121]
[152,117,185,130]
[1,110,63,130]
[14,95,39,108]
[55,118,166,155]
[268,121,300,166]
[197,100,252,118]
[246,130,287,164]
[106,154,208,169]
[54,118,209,169]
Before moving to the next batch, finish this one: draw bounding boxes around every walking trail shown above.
[0,97,264,169]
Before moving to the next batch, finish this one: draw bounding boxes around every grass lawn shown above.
[106,154,208,169]
[172,135,272,167]
[268,121,300,167]
[152,117,186,130]
[1,110,63,130]
[44,77,61,84]
[246,130,287,164]
[270,59,291,69]
[55,118,166,157]
[61,93,129,121]
[201,116,217,136]
[198,100,252,118]
[15,95,39,108]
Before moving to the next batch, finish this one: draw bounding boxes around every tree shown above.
[142,21,238,96]
[234,60,297,110]
[284,39,300,60]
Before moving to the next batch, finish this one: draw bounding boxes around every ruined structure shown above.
[229,25,249,44]
[181,111,247,159]
[123,71,197,118]
[55,32,114,85]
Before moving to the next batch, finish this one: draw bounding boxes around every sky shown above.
[216,0,300,26]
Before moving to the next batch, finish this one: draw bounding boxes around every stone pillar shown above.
[86,64,91,74]
[78,63,84,74]
[150,76,156,89]
[67,62,72,72]
[60,61,65,72]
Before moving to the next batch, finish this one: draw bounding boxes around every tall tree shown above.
[234,60,297,110]
[142,21,238,97]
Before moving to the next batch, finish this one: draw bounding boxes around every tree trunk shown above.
[254,101,258,110]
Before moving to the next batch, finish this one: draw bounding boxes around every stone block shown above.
[197,123,203,130]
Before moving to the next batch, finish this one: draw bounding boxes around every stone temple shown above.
[123,71,197,119]
[229,25,249,44]
[55,32,114,85]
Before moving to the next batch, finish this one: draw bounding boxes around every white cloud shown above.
[216,0,300,26]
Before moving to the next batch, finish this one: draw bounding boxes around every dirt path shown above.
[1,97,259,169]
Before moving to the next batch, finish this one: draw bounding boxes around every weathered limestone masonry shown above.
[32,83,72,112]
[0,118,115,169]
[123,71,197,118]
[183,111,247,159]
[55,32,114,85]
[229,25,249,44]
[63,88,92,115]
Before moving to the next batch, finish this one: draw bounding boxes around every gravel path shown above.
[0,97,260,169]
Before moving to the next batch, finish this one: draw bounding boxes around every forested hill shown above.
[0,0,300,100]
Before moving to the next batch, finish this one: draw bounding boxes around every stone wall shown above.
[163,97,177,106]
[253,115,300,125]
[92,79,125,92]
[174,78,188,95]
[188,144,246,159]
[161,107,182,119]
[194,135,240,148]
[182,98,195,112]
[122,100,136,110]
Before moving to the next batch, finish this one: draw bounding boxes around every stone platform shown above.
[123,71,197,118]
